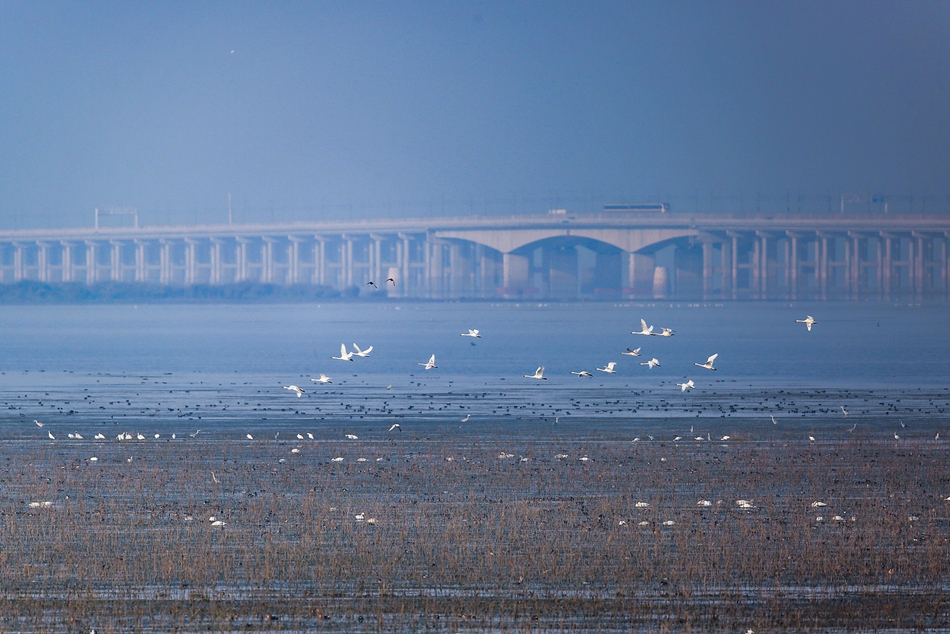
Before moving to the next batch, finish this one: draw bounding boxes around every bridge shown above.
[1,212,949,300]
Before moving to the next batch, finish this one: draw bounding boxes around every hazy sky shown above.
[1,1,948,228]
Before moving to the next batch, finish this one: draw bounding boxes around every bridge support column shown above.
[314,238,325,286]
[287,239,300,284]
[235,239,249,282]
[881,234,893,297]
[502,252,529,296]
[85,242,98,284]
[159,241,171,284]
[721,238,736,299]
[701,242,714,298]
[37,243,49,282]
[399,236,410,294]
[109,242,122,281]
[61,242,75,283]
[626,252,654,297]
[344,238,354,288]
[427,240,444,298]
[818,235,828,300]
[914,235,924,296]
[261,238,274,284]
[209,239,223,284]
[183,240,196,285]
[13,244,25,281]
[945,233,950,297]
[730,235,739,299]
[134,241,147,282]
[787,235,798,299]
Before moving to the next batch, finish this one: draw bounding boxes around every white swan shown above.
[597,362,618,374]
[676,379,695,391]
[524,367,547,380]
[795,315,817,331]
[461,329,481,338]
[332,343,354,361]
[571,370,593,377]
[632,318,654,336]
[653,327,674,337]
[640,358,660,369]
[621,347,641,357]
[418,354,437,370]
[352,343,373,358]
[284,385,304,397]
[310,374,332,384]
[694,353,718,371]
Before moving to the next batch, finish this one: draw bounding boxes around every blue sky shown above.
[1,1,948,228]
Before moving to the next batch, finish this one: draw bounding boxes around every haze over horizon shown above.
[1,1,948,230]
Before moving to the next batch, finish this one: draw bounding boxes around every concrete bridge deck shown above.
[2,212,949,300]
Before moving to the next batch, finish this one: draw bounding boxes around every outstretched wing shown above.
[640,318,648,332]
[340,343,348,357]
[707,353,718,364]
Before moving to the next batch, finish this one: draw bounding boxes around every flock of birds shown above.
[278,317,739,400]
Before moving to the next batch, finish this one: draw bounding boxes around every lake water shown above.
[0,301,947,437]
[1,300,947,380]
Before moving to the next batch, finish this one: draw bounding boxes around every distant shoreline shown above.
[0,280,946,305]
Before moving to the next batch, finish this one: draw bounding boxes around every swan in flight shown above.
[388,423,401,432]
[694,353,718,371]
[653,327,675,337]
[571,370,593,377]
[640,358,660,369]
[597,362,618,374]
[795,315,817,331]
[418,354,438,370]
[676,379,695,391]
[622,347,641,357]
[284,385,304,398]
[332,344,354,361]
[461,329,481,338]
[524,367,547,380]
[310,374,332,384]
[632,319,654,336]
[352,343,373,358]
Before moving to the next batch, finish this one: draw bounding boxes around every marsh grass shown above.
[0,427,947,631]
